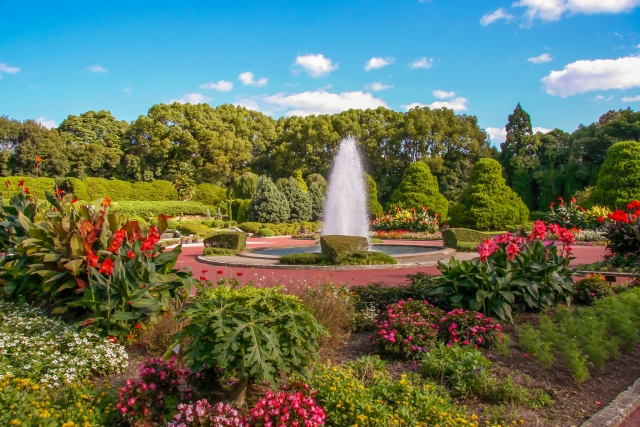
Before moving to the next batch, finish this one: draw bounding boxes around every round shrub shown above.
[224,220,237,228]
[211,219,225,227]
[591,141,640,209]
[257,228,275,237]
[238,221,262,234]
[573,274,615,305]
[193,183,228,207]
[279,253,330,265]
[449,158,529,230]
[390,162,449,219]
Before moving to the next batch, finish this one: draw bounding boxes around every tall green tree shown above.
[389,162,449,219]
[590,141,640,208]
[308,182,325,221]
[500,103,533,185]
[281,177,312,222]
[248,175,290,223]
[365,173,383,218]
[231,171,260,199]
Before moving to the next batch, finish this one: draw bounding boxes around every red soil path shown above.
[175,238,609,287]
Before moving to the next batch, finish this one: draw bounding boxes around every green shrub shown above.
[200,220,214,227]
[529,211,547,221]
[591,141,640,208]
[336,251,397,265]
[320,235,368,261]
[456,242,479,252]
[170,285,328,406]
[238,221,262,234]
[308,182,326,221]
[449,158,529,230]
[441,228,500,249]
[211,219,225,227]
[366,173,383,218]
[4,176,56,200]
[389,162,449,219]
[193,183,228,207]
[203,247,238,256]
[130,180,179,201]
[279,253,330,265]
[352,274,444,313]
[249,175,290,223]
[573,274,615,305]
[281,177,312,222]
[224,220,237,228]
[176,223,217,238]
[109,201,209,218]
[67,177,135,201]
[203,231,247,251]
[257,228,275,237]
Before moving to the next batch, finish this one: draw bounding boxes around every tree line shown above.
[1,102,638,210]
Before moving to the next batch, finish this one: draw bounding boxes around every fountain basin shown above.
[250,244,437,258]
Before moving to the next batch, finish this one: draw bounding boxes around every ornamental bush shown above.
[389,162,448,219]
[193,183,228,208]
[170,285,328,407]
[370,206,439,233]
[573,274,615,305]
[591,141,640,208]
[320,235,368,261]
[248,175,290,223]
[131,180,179,201]
[366,173,383,218]
[257,227,275,237]
[449,158,529,231]
[281,176,312,222]
[308,182,325,221]
[602,201,640,261]
[109,200,209,217]
[203,231,247,250]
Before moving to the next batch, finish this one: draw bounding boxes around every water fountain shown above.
[322,137,370,238]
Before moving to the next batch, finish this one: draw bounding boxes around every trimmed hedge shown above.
[203,232,247,251]
[320,235,368,261]
[176,222,217,238]
[456,242,480,252]
[442,228,502,250]
[529,211,547,221]
[238,222,262,234]
[3,176,56,200]
[279,253,330,265]
[193,183,228,207]
[590,141,640,208]
[65,177,179,201]
[203,247,238,256]
[131,181,179,201]
[337,251,397,265]
[257,228,275,237]
[109,201,209,218]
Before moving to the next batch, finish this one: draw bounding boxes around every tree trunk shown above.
[229,378,249,408]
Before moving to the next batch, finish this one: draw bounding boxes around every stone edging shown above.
[581,376,640,427]
[196,255,452,270]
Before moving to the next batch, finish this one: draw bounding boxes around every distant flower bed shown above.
[370,230,441,240]
[370,207,439,233]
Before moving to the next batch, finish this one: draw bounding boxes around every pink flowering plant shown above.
[371,299,500,359]
[246,390,326,427]
[434,220,574,322]
[169,400,245,427]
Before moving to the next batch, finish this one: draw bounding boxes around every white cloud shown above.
[542,55,640,97]
[402,97,469,112]
[533,126,552,134]
[409,57,434,69]
[364,57,394,71]
[87,65,107,73]
[514,0,640,24]
[622,95,640,102]
[122,87,132,95]
[528,53,553,64]
[0,63,20,78]
[486,127,507,144]
[239,71,268,87]
[171,93,213,104]
[366,82,394,91]
[294,54,338,78]
[432,90,456,99]
[593,94,614,101]
[199,80,233,91]
[480,8,515,25]
[36,117,57,129]
[239,90,387,116]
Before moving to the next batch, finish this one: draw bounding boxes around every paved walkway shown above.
[173,237,610,287]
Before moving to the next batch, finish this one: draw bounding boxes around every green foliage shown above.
[109,201,209,218]
[238,221,262,234]
[175,221,217,238]
[279,253,331,265]
[281,176,312,222]
[591,141,640,208]
[3,176,56,200]
[203,247,238,256]
[231,171,260,199]
[320,235,368,261]
[203,231,247,251]
[257,228,275,237]
[249,175,290,223]
[308,182,325,221]
[441,228,501,249]
[293,169,308,192]
[335,251,397,265]
[173,173,197,201]
[304,173,327,189]
[351,274,444,313]
[389,162,448,219]
[365,173,383,218]
[130,180,179,201]
[573,274,615,305]
[193,183,228,208]
[170,285,328,387]
[306,358,479,427]
[529,211,547,221]
[449,158,529,230]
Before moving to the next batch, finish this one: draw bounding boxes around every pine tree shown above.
[308,182,325,221]
[281,177,312,222]
[248,176,290,223]
[500,103,533,185]
[389,162,449,219]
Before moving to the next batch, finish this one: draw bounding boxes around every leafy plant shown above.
[370,206,440,233]
[246,390,326,427]
[602,201,640,262]
[169,285,328,407]
[573,274,615,305]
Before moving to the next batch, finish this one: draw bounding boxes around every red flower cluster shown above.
[86,251,99,268]
[141,226,160,251]
[109,229,127,252]
[247,390,326,427]
[99,258,114,275]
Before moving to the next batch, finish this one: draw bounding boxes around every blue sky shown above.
[1,0,639,144]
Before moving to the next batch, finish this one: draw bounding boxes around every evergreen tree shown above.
[249,175,290,223]
[231,171,260,199]
[389,162,449,219]
[308,182,325,221]
[281,177,312,222]
[500,103,533,185]
[365,173,383,218]
[294,169,308,192]
[449,158,529,230]
[590,141,640,208]
[305,173,327,189]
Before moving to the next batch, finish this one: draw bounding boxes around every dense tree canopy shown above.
[590,141,640,208]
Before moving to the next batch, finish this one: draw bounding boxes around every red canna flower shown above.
[99,258,114,275]
[217,270,224,275]
[101,196,112,208]
[35,155,42,163]
[236,272,243,277]
[4,180,10,188]
[127,251,135,259]
[17,179,24,187]
[86,251,99,268]
[72,198,77,203]
[56,188,63,196]
[24,187,30,195]
[135,323,141,329]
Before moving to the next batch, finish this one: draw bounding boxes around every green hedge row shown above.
[442,228,503,251]
[237,221,321,235]
[3,176,56,200]
[109,201,209,218]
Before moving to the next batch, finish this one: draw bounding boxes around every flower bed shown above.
[370,230,441,240]
[370,207,439,233]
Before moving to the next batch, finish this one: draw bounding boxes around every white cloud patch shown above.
[199,80,233,91]
[409,57,434,69]
[486,127,507,144]
[237,90,387,116]
[294,54,338,78]
[528,53,553,64]
[366,82,394,91]
[171,93,213,104]
[122,87,132,95]
[533,126,552,134]
[36,117,57,129]
[514,0,640,24]
[364,57,394,71]
[593,94,614,101]
[480,8,514,25]
[622,95,640,102]
[542,55,640,97]
[0,63,20,78]
[87,65,107,73]
[239,72,268,87]
[432,90,456,99]
[402,97,469,112]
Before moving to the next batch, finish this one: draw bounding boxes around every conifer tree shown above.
[308,182,325,221]
[248,175,290,223]
[389,162,449,219]
[366,173,383,218]
[281,177,312,222]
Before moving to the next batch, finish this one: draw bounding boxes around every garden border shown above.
[581,376,640,427]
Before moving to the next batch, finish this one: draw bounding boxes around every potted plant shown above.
[194,234,203,243]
